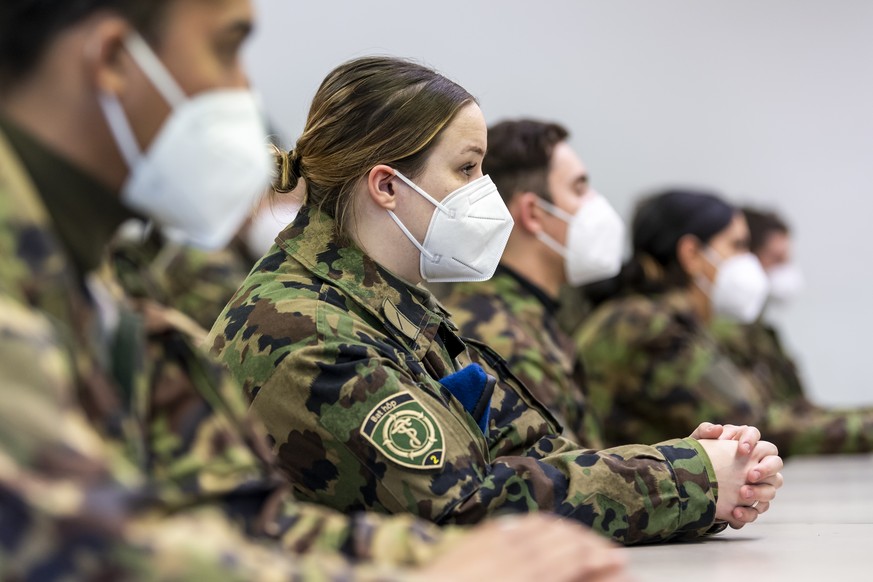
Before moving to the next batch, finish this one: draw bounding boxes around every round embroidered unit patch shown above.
[361,391,445,469]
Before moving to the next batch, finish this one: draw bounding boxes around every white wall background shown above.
[245,0,873,406]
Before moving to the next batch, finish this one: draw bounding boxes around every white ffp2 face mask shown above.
[535,191,626,286]
[767,263,804,304]
[701,249,770,323]
[97,33,272,250]
[387,171,514,283]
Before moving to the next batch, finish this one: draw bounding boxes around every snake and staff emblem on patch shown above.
[361,391,445,469]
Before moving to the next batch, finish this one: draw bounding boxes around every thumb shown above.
[690,422,723,439]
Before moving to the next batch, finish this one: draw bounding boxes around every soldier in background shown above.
[575,190,873,456]
[0,1,630,580]
[438,119,627,448]
[710,206,873,454]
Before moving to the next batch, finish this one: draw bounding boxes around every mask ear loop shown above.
[701,246,724,268]
[93,29,189,167]
[97,92,142,168]
[386,210,437,262]
[534,197,572,259]
[91,33,177,239]
[692,238,719,296]
[387,170,448,263]
[394,170,455,218]
[124,32,187,107]
[536,197,575,223]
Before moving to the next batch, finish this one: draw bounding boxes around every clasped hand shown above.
[691,422,784,528]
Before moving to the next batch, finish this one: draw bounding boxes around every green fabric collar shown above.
[496,264,561,314]
[659,289,700,319]
[0,116,132,275]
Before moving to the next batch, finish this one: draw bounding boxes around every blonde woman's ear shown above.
[366,165,399,210]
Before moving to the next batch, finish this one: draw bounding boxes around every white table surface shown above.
[626,454,873,581]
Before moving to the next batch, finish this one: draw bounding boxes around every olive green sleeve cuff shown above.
[654,437,719,539]
[685,438,719,501]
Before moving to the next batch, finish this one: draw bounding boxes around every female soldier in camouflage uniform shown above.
[209,57,784,545]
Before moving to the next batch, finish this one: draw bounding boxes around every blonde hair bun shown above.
[271,144,301,193]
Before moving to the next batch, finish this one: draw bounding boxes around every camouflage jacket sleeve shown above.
[575,293,765,446]
[710,319,808,404]
[0,294,421,581]
[112,234,254,332]
[218,295,718,545]
[711,319,873,456]
[761,401,873,456]
[96,236,465,570]
[136,301,465,568]
[274,495,465,567]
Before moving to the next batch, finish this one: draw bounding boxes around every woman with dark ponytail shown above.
[575,189,769,447]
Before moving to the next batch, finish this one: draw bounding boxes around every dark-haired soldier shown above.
[439,119,626,448]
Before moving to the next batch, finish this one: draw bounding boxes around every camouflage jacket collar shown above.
[277,206,462,361]
[0,117,131,275]
[654,290,701,326]
[452,266,574,366]
[0,127,135,438]
[496,264,560,314]
[0,127,80,321]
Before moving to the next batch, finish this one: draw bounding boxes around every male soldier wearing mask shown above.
[439,119,626,447]
[0,2,629,580]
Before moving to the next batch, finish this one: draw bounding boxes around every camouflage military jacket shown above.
[210,206,723,545]
[439,266,603,448]
[0,301,411,581]
[112,230,256,330]
[711,318,873,456]
[575,291,765,447]
[0,124,458,578]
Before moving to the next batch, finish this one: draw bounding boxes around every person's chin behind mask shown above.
[699,249,770,324]
[386,170,514,283]
[534,191,626,286]
[97,32,272,251]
